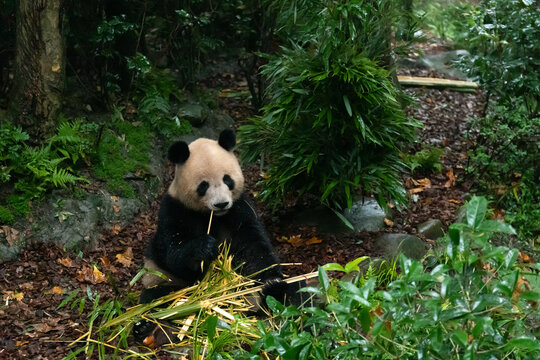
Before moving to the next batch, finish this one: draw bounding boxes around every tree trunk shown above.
[9,0,65,139]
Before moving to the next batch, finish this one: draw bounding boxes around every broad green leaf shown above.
[327,302,350,313]
[519,291,540,301]
[359,307,372,333]
[344,256,369,273]
[466,196,487,228]
[477,220,516,235]
[304,307,330,318]
[505,337,540,351]
[318,266,329,292]
[205,315,218,342]
[298,287,323,296]
[452,330,469,347]
[504,249,518,268]
[281,305,301,318]
[430,327,443,351]
[299,344,311,360]
[266,295,285,313]
[323,263,346,272]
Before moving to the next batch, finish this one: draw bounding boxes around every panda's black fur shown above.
[140,192,285,302]
[134,129,303,344]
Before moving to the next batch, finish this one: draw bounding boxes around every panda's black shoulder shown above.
[156,193,205,229]
[228,193,259,221]
[158,193,186,218]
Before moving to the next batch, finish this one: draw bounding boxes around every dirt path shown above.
[0,65,486,359]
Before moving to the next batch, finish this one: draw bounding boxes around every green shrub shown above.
[453,0,540,243]
[239,0,420,211]
[465,107,539,243]
[247,196,540,359]
[456,0,540,115]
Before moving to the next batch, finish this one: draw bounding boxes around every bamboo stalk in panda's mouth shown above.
[207,210,214,235]
[201,210,214,272]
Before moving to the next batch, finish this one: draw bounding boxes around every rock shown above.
[177,103,209,127]
[16,189,154,253]
[417,219,445,240]
[343,197,387,232]
[0,242,21,262]
[293,206,352,234]
[375,233,427,261]
[180,110,235,144]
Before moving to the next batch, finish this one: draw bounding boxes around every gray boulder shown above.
[417,219,445,240]
[177,103,209,127]
[343,197,387,232]
[375,233,427,261]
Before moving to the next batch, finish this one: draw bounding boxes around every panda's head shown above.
[167,129,244,216]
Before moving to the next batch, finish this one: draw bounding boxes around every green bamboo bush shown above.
[239,0,420,210]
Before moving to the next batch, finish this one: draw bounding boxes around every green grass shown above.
[0,205,14,224]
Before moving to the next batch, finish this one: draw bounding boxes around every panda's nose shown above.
[214,202,229,210]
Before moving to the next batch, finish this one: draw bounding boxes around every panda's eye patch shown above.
[223,174,235,190]
[197,181,209,197]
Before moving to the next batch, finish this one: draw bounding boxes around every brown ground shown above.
[0,55,487,359]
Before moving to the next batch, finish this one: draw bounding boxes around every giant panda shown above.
[134,129,303,344]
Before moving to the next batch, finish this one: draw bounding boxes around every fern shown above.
[403,147,444,175]
[139,88,170,116]
[48,168,84,187]
[137,88,176,136]
[1,125,29,181]
[50,121,84,145]
[48,118,96,166]
[1,120,91,223]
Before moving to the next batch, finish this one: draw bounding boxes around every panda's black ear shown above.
[168,141,190,164]
[218,129,236,151]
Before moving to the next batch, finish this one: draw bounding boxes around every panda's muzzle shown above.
[214,201,229,209]
[212,201,231,215]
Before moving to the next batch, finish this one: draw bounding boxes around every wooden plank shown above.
[397,75,478,89]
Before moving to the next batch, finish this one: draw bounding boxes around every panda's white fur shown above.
[167,137,244,215]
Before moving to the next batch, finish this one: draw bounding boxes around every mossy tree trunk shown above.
[9,0,65,139]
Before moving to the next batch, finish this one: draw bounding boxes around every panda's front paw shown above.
[262,278,308,308]
[190,235,219,269]
[201,234,219,260]
[262,278,288,303]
